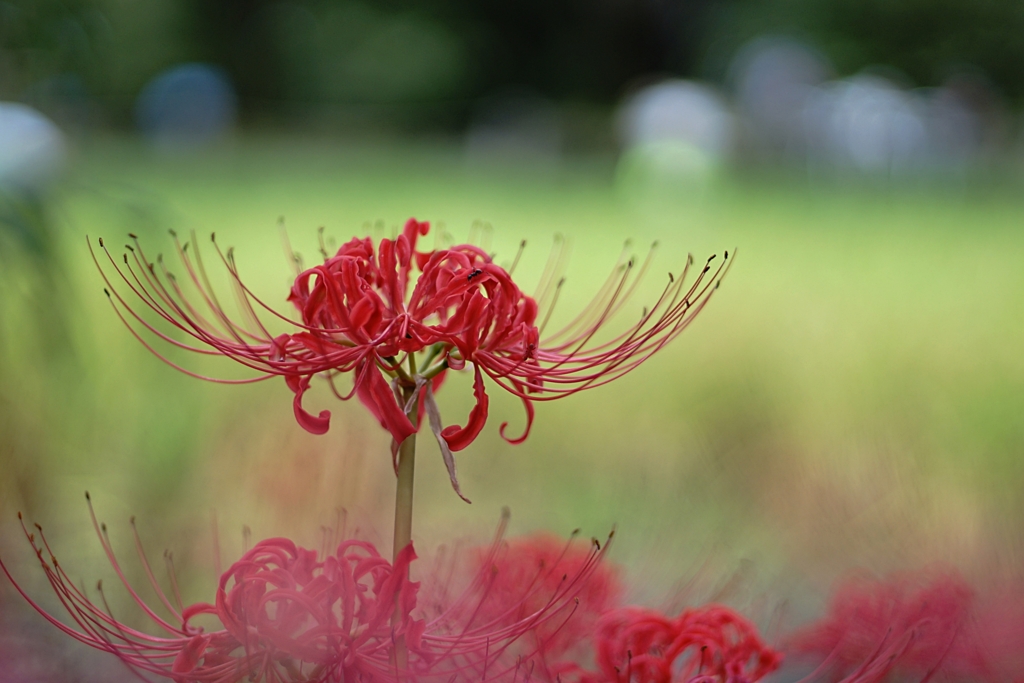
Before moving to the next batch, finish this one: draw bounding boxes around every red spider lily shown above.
[0,497,422,683]
[90,219,729,494]
[787,571,1024,683]
[0,502,615,683]
[555,604,782,683]
[181,538,422,682]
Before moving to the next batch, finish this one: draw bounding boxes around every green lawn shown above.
[2,136,1023,612]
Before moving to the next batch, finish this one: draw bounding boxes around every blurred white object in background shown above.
[0,102,66,194]
[135,63,237,151]
[727,36,1011,181]
[464,91,562,167]
[730,37,831,162]
[802,74,928,176]
[615,78,734,201]
[618,79,734,165]
[613,79,733,212]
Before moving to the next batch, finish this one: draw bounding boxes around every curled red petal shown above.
[285,374,331,434]
[439,364,489,451]
[181,602,215,625]
[499,387,534,445]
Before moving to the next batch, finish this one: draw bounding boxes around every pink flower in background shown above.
[92,219,727,464]
[556,604,782,683]
[467,532,623,663]
[787,571,1022,683]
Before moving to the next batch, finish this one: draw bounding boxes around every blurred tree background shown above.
[704,0,1024,94]
[4,0,1024,132]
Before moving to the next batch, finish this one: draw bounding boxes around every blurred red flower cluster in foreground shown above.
[1,504,781,683]
[8,503,1023,683]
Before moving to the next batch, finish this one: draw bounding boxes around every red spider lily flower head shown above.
[193,537,423,681]
[0,496,423,683]
[91,220,729,497]
[787,571,1012,683]
[575,604,783,683]
[0,503,617,683]
[552,604,781,683]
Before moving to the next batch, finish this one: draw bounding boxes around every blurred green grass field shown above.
[2,137,1024,612]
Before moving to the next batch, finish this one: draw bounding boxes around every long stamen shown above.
[508,239,527,276]
[534,234,569,316]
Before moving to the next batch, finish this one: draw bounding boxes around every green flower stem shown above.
[391,424,415,672]
[393,352,418,563]
[393,351,419,566]
[421,359,449,381]
[392,420,417,564]
[391,356,419,674]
